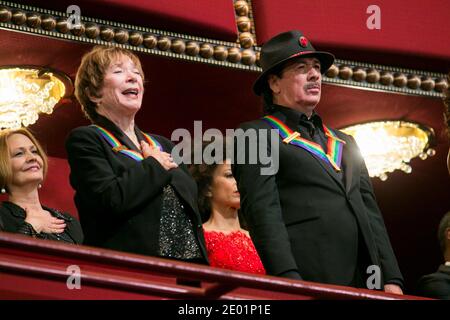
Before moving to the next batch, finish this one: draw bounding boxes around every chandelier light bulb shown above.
[426,148,436,157]
[419,152,428,160]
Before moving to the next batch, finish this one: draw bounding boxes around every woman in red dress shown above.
[190,152,265,275]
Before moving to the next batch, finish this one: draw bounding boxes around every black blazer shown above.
[65,116,208,263]
[232,108,403,287]
[0,201,83,244]
[417,264,450,299]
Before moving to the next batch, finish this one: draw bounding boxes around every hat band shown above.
[289,51,315,59]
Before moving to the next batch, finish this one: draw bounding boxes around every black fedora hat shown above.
[253,30,335,96]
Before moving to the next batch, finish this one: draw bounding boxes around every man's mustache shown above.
[304,82,320,90]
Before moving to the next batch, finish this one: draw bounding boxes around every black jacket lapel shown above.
[338,133,354,193]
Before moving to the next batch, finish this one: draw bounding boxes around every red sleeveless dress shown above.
[203,229,266,275]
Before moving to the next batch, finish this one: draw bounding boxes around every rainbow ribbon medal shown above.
[93,125,163,162]
[263,115,345,172]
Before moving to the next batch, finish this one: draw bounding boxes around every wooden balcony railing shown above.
[0,232,428,300]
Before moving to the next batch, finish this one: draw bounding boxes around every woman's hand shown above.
[141,140,178,171]
[24,208,66,234]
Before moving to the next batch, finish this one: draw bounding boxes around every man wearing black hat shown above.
[232,30,404,293]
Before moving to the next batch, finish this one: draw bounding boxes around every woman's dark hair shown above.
[190,162,218,223]
[189,142,227,222]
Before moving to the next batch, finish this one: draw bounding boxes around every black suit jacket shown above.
[417,264,450,299]
[232,108,403,287]
[65,116,208,263]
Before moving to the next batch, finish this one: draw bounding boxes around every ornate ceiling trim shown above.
[323,59,447,98]
[0,1,259,71]
[0,0,447,98]
[233,0,257,50]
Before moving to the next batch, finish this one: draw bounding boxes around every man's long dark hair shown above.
[260,63,286,115]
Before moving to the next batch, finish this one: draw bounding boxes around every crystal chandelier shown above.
[341,121,435,181]
[0,67,70,129]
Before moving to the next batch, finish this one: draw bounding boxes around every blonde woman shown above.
[0,128,83,243]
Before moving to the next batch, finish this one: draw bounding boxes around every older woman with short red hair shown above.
[66,46,208,264]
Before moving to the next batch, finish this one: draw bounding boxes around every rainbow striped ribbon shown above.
[263,115,345,172]
[93,125,163,162]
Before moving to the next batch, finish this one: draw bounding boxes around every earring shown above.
[1,188,6,194]
[38,184,42,189]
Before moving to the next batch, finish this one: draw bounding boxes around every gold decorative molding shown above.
[324,59,448,98]
[232,0,258,66]
[0,0,447,98]
[0,1,259,71]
